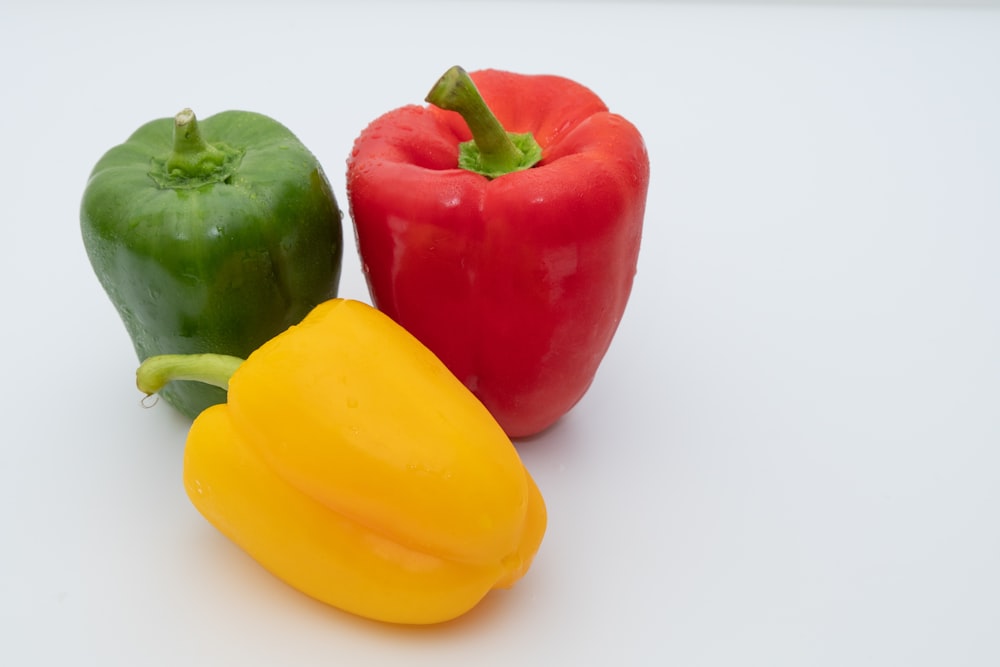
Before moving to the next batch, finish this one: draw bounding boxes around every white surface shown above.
[2,1,999,665]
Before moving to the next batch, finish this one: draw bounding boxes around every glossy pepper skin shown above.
[137,299,546,625]
[82,108,343,418]
[347,68,649,438]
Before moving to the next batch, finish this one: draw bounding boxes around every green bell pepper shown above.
[81,108,343,418]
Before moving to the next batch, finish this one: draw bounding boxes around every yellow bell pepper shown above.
[136,298,547,625]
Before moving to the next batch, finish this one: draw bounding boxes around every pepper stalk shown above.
[137,353,244,397]
[425,66,542,179]
[150,109,243,188]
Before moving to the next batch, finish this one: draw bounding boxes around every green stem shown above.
[164,108,228,177]
[136,353,245,397]
[425,66,542,179]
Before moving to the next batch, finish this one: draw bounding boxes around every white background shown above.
[2,1,999,665]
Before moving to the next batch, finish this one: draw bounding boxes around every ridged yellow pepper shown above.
[136,299,546,625]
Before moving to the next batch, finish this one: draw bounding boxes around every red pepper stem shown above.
[164,108,228,177]
[425,66,542,179]
[136,353,245,397]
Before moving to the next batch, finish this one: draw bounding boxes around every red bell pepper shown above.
[346,66,649,438]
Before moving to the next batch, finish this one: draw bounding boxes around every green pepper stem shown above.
[164,108,228,177]
[425,66,542,179]
[136,353,245,397]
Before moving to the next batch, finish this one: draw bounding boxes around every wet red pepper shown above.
[347,66,649,438]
